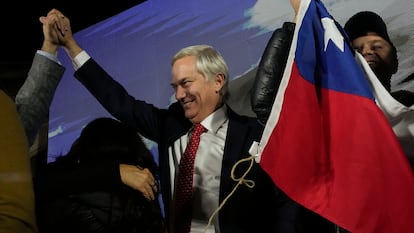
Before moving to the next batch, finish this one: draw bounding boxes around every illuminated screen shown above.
[48,0,414,162]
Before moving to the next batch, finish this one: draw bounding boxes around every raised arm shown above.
[15,9,67,146]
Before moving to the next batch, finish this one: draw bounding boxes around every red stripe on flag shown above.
[260,60,414,233]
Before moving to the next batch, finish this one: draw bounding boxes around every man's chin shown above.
[184,111,195,120]
[368,62,377,68]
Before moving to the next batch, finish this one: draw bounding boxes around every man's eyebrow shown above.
[170,81,179,88]
[170,78,187,87]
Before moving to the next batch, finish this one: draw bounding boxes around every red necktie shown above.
[174,123,206,233]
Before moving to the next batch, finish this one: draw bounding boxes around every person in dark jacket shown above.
[252,3,414,124]
[344,11,414,107]
[344,11,414,169]
[35,117,165,233]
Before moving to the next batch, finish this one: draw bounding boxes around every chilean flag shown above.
[255,0,414,232]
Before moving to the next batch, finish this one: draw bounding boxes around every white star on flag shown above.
[321,17,344,52]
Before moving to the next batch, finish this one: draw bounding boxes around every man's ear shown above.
[214,73,225,91]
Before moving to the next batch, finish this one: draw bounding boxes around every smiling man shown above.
[38,8,302,233]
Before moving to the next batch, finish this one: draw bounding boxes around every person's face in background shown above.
[351,32,397,90]
[171,55,223,124]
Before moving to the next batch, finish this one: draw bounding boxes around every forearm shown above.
[63,37,83,60]
[15,53,65,146]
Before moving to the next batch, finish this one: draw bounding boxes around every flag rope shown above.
[202,155,256,233]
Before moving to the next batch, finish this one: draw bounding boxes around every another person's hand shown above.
[120,164,158,201]
[290,0,301,22]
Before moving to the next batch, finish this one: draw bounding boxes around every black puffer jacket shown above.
[251,22,295,125]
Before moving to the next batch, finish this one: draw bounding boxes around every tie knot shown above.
[192,123,205,136]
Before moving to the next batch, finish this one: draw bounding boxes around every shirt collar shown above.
[199,105,228,134]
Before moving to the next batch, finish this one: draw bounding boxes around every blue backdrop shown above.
[48,0,413,162]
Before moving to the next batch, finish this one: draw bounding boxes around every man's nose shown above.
[175,86,185,100]
[360,45,373,55]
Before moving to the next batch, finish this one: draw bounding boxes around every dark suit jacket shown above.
[74,58,300,233]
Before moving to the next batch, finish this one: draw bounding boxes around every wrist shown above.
[64,39,83,59]
[41,41,59,55]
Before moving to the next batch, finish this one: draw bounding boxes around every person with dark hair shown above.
[252,0,413,232]
[253,7,413,121]
[343,11,414,107]
[251,0,414,170]
[35,117,165,233]
[343,10,414,169]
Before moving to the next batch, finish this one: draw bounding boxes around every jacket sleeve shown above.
[15,53,65,146]
[251,22,295,125]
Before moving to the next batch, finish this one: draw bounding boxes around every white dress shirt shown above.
[71,50,229,232]
[169,105,228,233]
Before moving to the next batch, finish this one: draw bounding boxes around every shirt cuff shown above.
[36,50,60,64]
[72,50,91,70]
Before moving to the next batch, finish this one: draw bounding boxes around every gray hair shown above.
[172,45,229,100]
